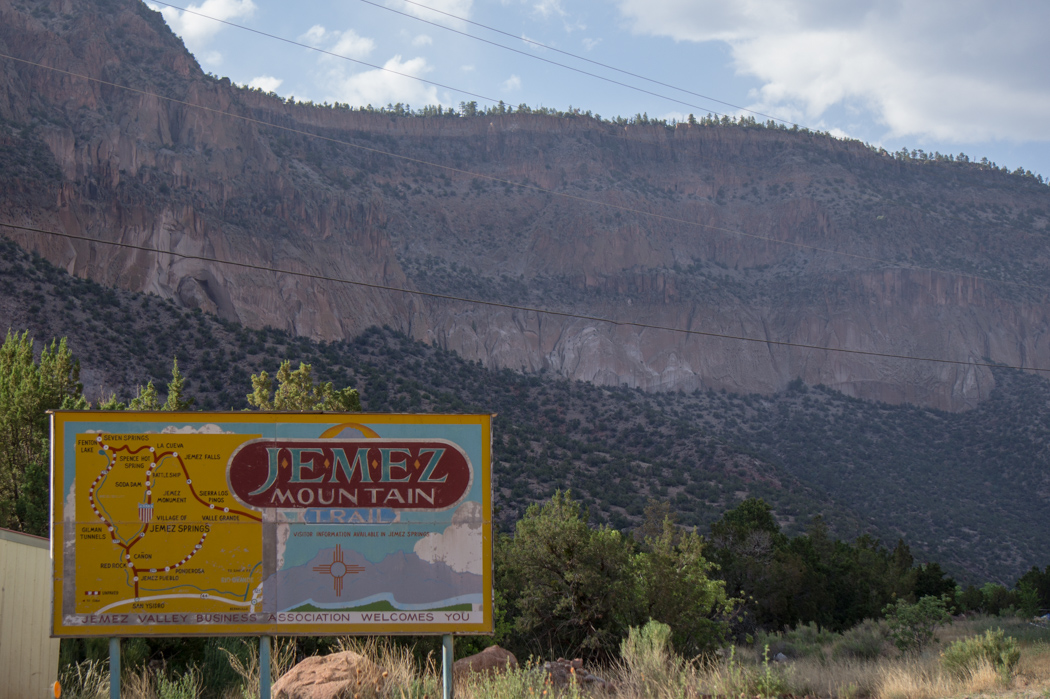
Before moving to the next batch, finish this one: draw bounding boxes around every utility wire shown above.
[146,0,501,106]
[0,51,1045,299]
[147,1,1008,245]
[353,0,740,122]
[365,0,795,127]
[2,221,1041,374]
[152,0,738,121]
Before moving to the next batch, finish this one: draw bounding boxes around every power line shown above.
[353,0,741,122]
[147,0,501,106]
[144,0,1031,271]
[152,0,738,121]
[367,0,796,127]
[154,0,1050,270]
[146,0,1050,202]
[0,50,1045,299]
[152,0,780,125]
[2,221,1041,374]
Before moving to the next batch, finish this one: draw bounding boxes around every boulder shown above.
[271,650,385,699]
[453,645,519,680]
[544,657,615,693]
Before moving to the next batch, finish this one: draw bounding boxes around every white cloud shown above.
[504,0,583,31]
[582,37,601,51]
[390,0,474,24]
[532,0,566,19]
[151,0,256,65]
[248,75,283,93]
[617,0,1050,143]
[330,29,377,60]
[521,33,546,51]
[300,23,437,108]
[412,34,434,46]
[461,64,476,72]
[160,424,234,434]
[502,74,522,91]
[413,501,484,575]
[301,26,376,62]
[199,49,223,67]
[326,55,441,107]
[300,24,329,46]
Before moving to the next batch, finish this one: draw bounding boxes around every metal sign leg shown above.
[260,636,272,699]
[442,634,454,699]
[109,637,120,699]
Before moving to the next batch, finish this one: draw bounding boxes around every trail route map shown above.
[75,433,263,619]
[52,412,492,638]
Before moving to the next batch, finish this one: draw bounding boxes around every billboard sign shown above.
[50,412,492,637]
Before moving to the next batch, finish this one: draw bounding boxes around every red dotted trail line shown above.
[103,442,262,521]
[140,530,210,588]
[158,450,262,522]
[88,438,262,596]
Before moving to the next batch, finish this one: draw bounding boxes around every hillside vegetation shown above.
[3,237,1050,582]
[3,0,1050,411]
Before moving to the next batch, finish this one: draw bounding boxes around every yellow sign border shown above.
[51,411,493,637]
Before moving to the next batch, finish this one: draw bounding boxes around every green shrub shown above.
[833,619,888,660]
[713,646,789,699]
[620,620,684,696]
[754,646,790,698]
[940,629,1020,680]
[758,621,835,659]
[156,669,203,699]
[883,595,952,653]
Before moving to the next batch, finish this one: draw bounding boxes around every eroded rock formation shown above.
[2,0,1049,410]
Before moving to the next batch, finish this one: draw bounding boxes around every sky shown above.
[149,0,1050,180]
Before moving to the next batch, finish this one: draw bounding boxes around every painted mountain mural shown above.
[270,546,482,613]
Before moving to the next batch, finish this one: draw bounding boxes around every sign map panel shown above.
[50,412,492,637]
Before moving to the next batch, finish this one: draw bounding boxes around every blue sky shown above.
[150,0,1050,179]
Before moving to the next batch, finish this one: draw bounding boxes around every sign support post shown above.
[109,637,120,699]
[442,634,454,699]
[260,636,271,699]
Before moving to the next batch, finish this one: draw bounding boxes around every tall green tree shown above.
[497,491,637,659]
[162,359,193,411]
[247,360,361,411]
[883,595,952,653]
[1015,565,1050,615]
[913,562,957,605]
[99,359,195,412]
[498,492,732,660]
[635,515,733,656]
[0,331,86,534]
[708,497,788,628]
[709,499,921,632]
[129,359,194,411]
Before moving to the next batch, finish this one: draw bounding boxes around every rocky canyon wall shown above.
[2,0,1049,410]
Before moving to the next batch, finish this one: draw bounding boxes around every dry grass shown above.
[121,665,204,699]
[58,658,110,699]
[218,637,297,699]
[456,662,585,699]
[55,616,1050,699]
[332,636,430,697]
[785,655,885,698]
[876,656,977,699]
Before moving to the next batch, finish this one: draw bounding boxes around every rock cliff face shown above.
[2,0,1049,410]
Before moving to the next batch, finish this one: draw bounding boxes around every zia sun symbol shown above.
[312,544,365,597]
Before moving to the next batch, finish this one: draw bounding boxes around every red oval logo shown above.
[227,439,473,511]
